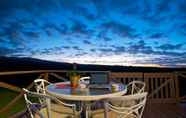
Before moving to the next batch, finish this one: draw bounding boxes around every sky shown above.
[0,0,186,67]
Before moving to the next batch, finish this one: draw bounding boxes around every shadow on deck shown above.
[143,102,186,118]
[11,102,186,118]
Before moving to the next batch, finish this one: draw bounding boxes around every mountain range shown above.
[0,56,186,72]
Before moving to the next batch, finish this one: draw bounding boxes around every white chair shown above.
[34,79,52,94]
[23,88,81,118]
[92,92,148,118]
[79,76,90,84]
[127,81,145,95]
[34,79,52,104]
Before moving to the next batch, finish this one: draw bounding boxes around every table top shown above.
[47,82,127,101]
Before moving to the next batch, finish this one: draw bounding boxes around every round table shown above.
[47,82,127,118]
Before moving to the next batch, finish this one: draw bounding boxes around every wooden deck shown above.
[143,102,186,118]
[1,70,185,117]
[12,102,186,118]
[92,102,186,118]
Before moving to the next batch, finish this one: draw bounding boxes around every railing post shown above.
[44,73,49,81]
[174,71,180,102]
[144,72,149,94]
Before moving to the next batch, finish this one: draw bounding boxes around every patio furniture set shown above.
[23,74,148,118]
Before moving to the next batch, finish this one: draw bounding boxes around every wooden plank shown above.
[49,73,68,81]
[91,102,186,118]
[0,82,22,92]
[165,78,169,98]
[148,79,172,98]
[155,77,159,98]
[149,98,177,103]
[12,101,186,118]
[0,70,110,76]
[160,78,164,99]
[110,72,143,79]
[123,77,126,84]
[37,73,45,79]
[174,72,180,101]
[178,71,186,78]
[170,78,175,98]
[44,73,49,81]
[150,78,154,98]
[144,78,149,93]
[0,82,34,114]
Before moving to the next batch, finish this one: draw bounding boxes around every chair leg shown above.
[104,102,108,118]
[46,98,51,118]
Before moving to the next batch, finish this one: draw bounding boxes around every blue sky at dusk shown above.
[0,0,186,67]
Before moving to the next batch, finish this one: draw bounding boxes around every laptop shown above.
[88,72,110,89]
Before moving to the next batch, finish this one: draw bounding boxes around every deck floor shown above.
[143,103,186,118]
[12,102,186,118]
[92,102,186,118]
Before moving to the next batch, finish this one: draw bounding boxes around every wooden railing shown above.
[0,70,186,115]
[0,70,108,115]
[110,72,182,103]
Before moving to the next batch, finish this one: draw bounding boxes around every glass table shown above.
[47,82,127,118]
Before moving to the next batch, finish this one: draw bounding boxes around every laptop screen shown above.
[90,72,109,84]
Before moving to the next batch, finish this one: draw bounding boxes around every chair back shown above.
[79,76,90,84]
[105,92,148,118]
[34,79,52,104]
[127,81,145,95]
[34,79,52,94]
[23,88,77,118]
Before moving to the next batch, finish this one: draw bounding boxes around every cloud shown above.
[91,0,108,18]
[149,33,165,39]
[59,0,97,20]
[112,46,125,54]
[42,23,68,35]
[154,0,171,15]
[72,5,97,20]
[126,41,185,57]
[72,46,82,51]
[110,0,140,15]
[75,52,88,57]
[83,40,92,45]
[41,48,64,55]
[0,0,186,67]
[177,0,186,16]
[156,43,183,50]
[180,23,186,35]
[1,21,23,36]
[70,19,87,34]
[147,54,186,67]
[62,46,71,49]
[0,47,15,56]
[103,37,112,41]
[101,21,136,38]
[22,31,40,38]
[0,0,59,19]
[7,21,24,30]
[97,30,113,41]
[1,26,26,47]
[30,46,65,56]
[127,40,153,54]
[98,45,126,55]
[99,48,113,53]
[90,48,96,52]
[0,38,6,43]
[0,46,27,56]
[45,29,52,37]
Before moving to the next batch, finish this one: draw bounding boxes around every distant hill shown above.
[0,56,186,72]
[0,56,73,71]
